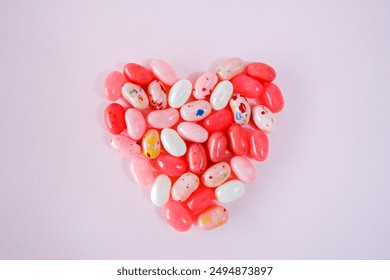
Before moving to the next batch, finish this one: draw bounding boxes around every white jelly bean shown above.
[161,128,187,157]
[121,82,149,110]
[210,80,233,110]
[171,173,200,202]
[252,105,276,133]
[215,180,245,203]
[216,57,245,80]
[180,100,212,121]
[150,174,171,207]
[229,93,251,125]
[168,79,192,108]
[201,162,231,187]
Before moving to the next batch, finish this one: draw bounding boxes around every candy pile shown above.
[103,58,284,232]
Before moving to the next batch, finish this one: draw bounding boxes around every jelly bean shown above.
[104,103,126,134]
[161,128,187,157]
[210,80,233,110]
[246,62,276,83]
[171,173,200,202]
[198,205,229,230]
[187,143,207,175]
[259,83,284,113]
[142,129,161,159]
[150,59,179,86]
[150,174,171,207]
[123,63,154,86]
[230,156,256,183]
[185,186,215,216]
[121,82,149,110]
[247,129,269,162]
[180,100,211,122]
[164,200,192,232]
[193,72,218,99]
[129,157,154,187]
[229,93,251,125]
[146,108,179,129]
[168,79,192,108]
[228,124,248,156]
[207,132,228,163]
[177,122,208,143]
[151,153,188,177]
[110,134,141,158]
[147,80,167,110]
[231,74,263,99]
[215,180,244,203]
[202,108,234,134]
[252,105,276,133]
[201,162,231,187]
[216,57,245,80]
[104,71,128,101]
[125,108,146,140]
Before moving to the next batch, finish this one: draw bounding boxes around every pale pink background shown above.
[1,0,389,259]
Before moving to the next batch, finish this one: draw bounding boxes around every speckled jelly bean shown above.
[231,74,263,98]
[216,57,245,80]
[228,124,248,156]
[193,72,218,99]
[252,105,276,133]
[142,129,161,159]
[104,71,128,101]
[259,83,284,113]
[210,80,233,110]
[121,82,149,110]
[246,62,276,83]
[147,108,179,129]
[180,100,211,122]
[230,156,256,183]
[198,205,229,230]
[161,128,187,157]
[171,173,200,202]
[151,153,188,178]
[168,79,192,108]
[150,174,171,207]
[207,132,228,163]
[229,93,251,125]
[177,122,209,143]
[215,180,245,203]
[150,59,178,86]
[129,157,154,187]
[202,108,234,134]
[123,63,154,86]
[125,108,146,140]
[110,134,141,158]
[185,186,215,216]
[104,103,126,134]
[147,80,167,110]
[247,129,269,162]
[201,162,231,187]
[164,199,192,232]
[187,143,207,175]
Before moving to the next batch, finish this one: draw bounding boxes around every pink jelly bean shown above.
[104,71,128,101]
[207,132,228,163]
[185,186,215,216]
[230,156,256,183]
[125,108,146,140]
[197,205,229,230]
[246,62,276,83]
[227,124,248,156]
[151,153,188,178]
[231,74,263,98]
[177,122,209,143]
[129,157,154,187]
[110,134,141,157]
[123,63,154,86]
[187,143,207,175]
[164,200,192,232]
[150,59,178,86]
[193,72,218,99]
[146,108,179,129]
[259,83,284,113]
[202,108,234,134]
[247,129,269,162]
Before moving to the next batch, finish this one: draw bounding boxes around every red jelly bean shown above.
[123,63,154,86]
[104,103,126,134]
[228,124,248,156]
[185,186,215,216]
[164,199,192,232]
[231,74,263,98]
[187,143,207,175]
[259,83,284,113]
[246,62,276,83]
[207,132,228,163]
[247,129,269,161]
[151,153,188,177]
[104,71,128,101]
[202,108,233,134]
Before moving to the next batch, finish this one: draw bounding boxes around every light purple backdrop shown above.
[1,0,389,259]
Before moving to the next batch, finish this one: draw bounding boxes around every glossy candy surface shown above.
[151,174,171,207]
[104,103,126,134]
[121,82,149,110]
[259,83,284,113]
[210,80,233,110]
[123,63,154,86]
[147,108,179,129]
[228,124,248,156]
[252,105,276,133]
[129,157,154,187]
[198,206,229,230]
[165,200,192,232]
[230,156,256,183]
[161,128,187,157]
[193,72,218,99]
[207,132,228,163]
[171,172,200,202]
[104,71,128,101]
[177,122,208,143]
[168,79,192,108]
[142,129,161,159]
[246,62,276,83]
[110,134,141,157]
[247,129,269,161]
[202,109,234,134]
[229,93,251,125]
[231,74,263,98]
[215,180,245,203]
[151,153,188,178]
[180,100,211,121]
[150,59,178,86]
[185,186,215,216]
[216,57,245,80]
[147,80,167,110]
[201,162,231,187]
[125,108,146,140]
[187,143,207,174]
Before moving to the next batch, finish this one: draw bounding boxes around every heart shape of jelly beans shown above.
[103,58,284,232]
